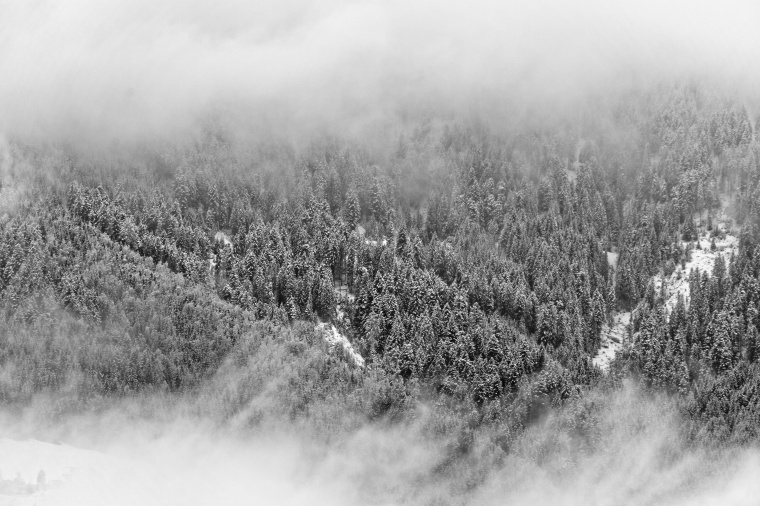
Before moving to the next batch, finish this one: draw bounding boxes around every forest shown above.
[2,83,760,502]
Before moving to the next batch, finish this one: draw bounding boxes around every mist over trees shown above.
[2,83,760,500]
[2,0,760,502]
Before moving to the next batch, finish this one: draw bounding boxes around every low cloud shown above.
[2,0,760,147]
[2,381,760,505]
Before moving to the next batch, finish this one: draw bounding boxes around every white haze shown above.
[2,385,760,505]
[3,2,760,504]
[1,0,760,146]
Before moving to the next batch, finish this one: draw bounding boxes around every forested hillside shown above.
[3,85,760,500]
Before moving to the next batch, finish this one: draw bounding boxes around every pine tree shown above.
[746,324,759,363]
[344,190,361,231]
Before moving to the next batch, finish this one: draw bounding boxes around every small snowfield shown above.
[594,199,740,372]
[314,287,364,367]
[315,322,365,368]
[594,248,626,372]
[593,312,630,372]
[652,232,738,314]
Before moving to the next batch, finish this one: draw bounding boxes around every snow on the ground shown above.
[594,247,627,372]
[606,251,619,273]
[593,312,630,372]
[594,200,740,372]
[356,224,387,247]
[364,238,387,247]
[213,231,233,249]
[315,322,365,367]
[652,232,738,314]
[317,285,364,367]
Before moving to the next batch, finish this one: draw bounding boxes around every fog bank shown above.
[2,385,759,505]
[2,0,760,146]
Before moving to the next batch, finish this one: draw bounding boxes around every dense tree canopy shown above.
[3,84,760,479]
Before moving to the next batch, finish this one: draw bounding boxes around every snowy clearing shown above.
[593,247,626,372]
[606,251,619,274]
[356,223,387,247]
[364,238,387,247]
[656,197,739,313]
[593,312,630,371]
[315,322,365,367]
[594,198,740,372]
[213,231,233,249]
[652,232,738,314]
[316,285,364,367]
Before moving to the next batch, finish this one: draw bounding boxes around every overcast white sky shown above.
[1,0,759,144]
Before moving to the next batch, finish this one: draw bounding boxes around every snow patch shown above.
[594,248,626,372]
[593,312,630,372]
[595,199,739,372]
[652,232,738,314]
[322,286,363,366]
[606,251,619,273]
[315,322,365,368]
[214,231,233,250]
